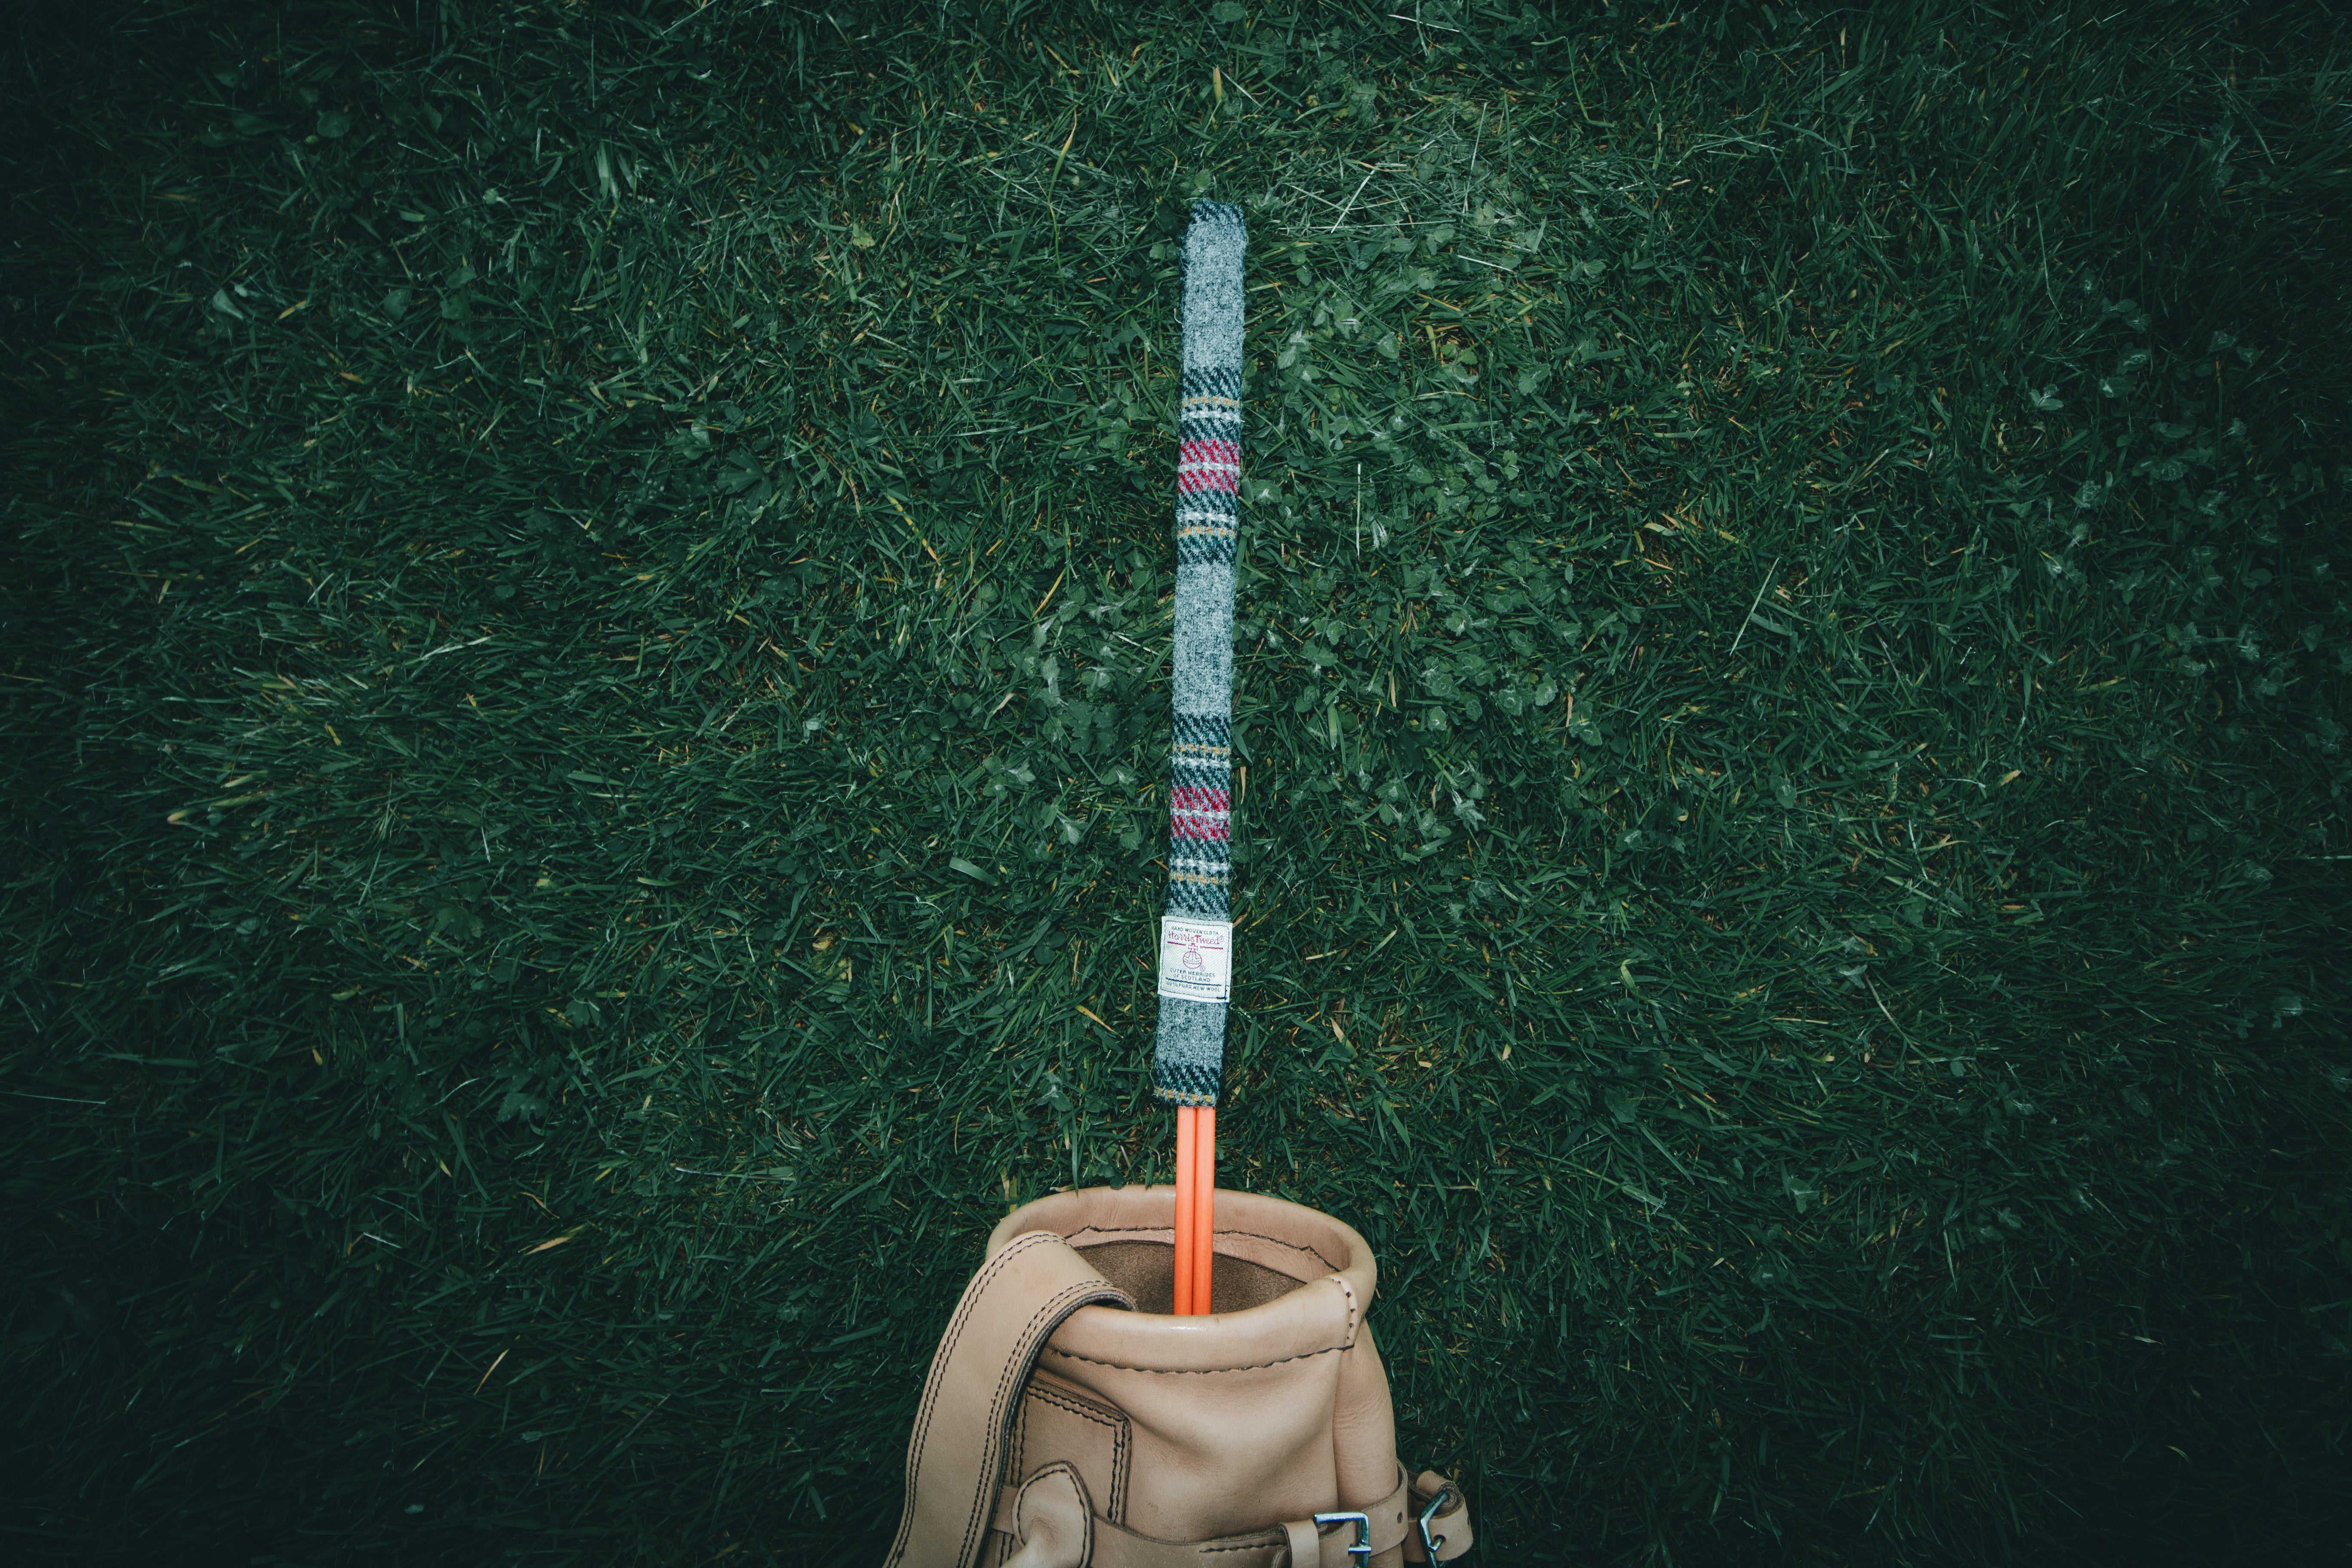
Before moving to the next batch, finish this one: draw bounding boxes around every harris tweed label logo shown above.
[1156,917,1232,1003]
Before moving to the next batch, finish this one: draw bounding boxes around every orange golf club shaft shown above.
[1171,1106,1217,1314]
[1193,1106,1216,1314]
[1172,1105,1199,1314]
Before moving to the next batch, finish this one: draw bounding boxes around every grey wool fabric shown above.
[1152,201,1245,1108]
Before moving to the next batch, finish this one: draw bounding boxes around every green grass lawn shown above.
[5,1,2348,1562]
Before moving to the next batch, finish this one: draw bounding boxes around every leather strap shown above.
[1002,1463,1094,1568]
[1403,1472,1474,1564]
[885,1232,1134,1568]
[1301,1464,1413,1565]
[990,1463,1442,1568]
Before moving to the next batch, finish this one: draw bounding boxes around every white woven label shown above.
[1156,917,1233,1003]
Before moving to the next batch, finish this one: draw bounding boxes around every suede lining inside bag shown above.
[881,1187,1473,1568]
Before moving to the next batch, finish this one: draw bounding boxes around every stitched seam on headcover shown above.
[888,1230,1060,1567]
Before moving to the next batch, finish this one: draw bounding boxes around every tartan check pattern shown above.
[1153,201,1245,1108]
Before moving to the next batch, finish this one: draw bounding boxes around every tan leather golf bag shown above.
[884,1185,1472,1568]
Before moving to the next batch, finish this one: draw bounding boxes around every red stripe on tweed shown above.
[1170,783,1231,844]
[1176,439,1240,492]
[1171,785,1232,846]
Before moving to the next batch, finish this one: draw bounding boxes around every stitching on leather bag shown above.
[1020,1381,1131,1521]
[908,1232,1051,1469]
[1041,1275,1353,1375]
[1094,1526,1282,1559]
[1210,1227,1346,1273]
[922,1241,1063,1568]
[1063,1224,1346,1275]
[1042,1342,1344,1374]
[968,1279,1117,1567]
[1016,1462,1093,1565]
[1014,1386,1118,1515]
[890,1230,1058,1566]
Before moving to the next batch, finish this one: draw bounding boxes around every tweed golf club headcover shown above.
[1152,200,1245,1109]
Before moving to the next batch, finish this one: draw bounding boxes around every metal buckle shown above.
[1313,1510,1371,1568]
[1415,1486,1455,1562]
